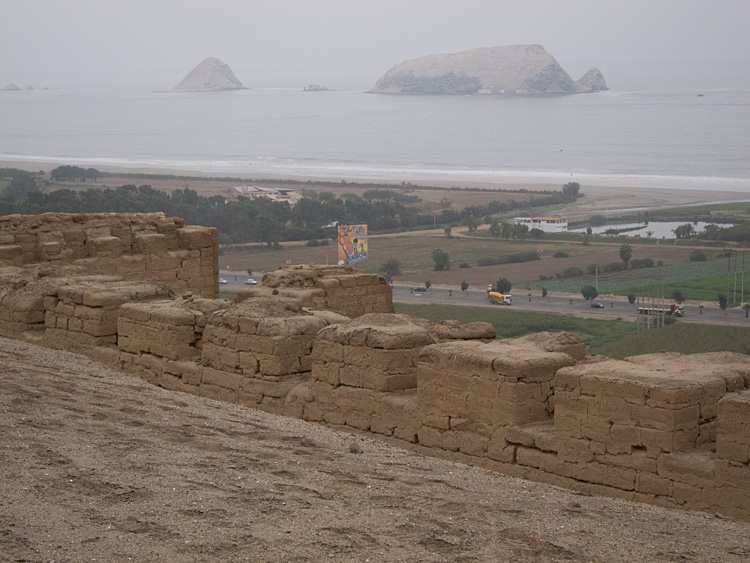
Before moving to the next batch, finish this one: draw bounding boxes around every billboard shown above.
[337,224,368,265]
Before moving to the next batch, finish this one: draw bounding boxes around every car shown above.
[218,277,228,285]
[245,278,258,285]
[412,286,427,292]
[590,302,604,308]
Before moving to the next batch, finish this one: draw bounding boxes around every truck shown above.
[637,304,684,317]
[489,291,512,305]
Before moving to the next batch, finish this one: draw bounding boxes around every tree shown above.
[627,293,636,305]
[541,287,548,298]
[673,223,695,239]
[488,220,500,239]
[672,290,686,304]
[247,268,253,276]
[379,258,401,278]
[443,225,452,238]
[425,281,431,291]
[461,280,469,293]
[6,173,38,200]
[464,216,480,235]
[719,293,728,312]
[431,249,450,271]
[562,182,580,200]
[511,223,529,240]
[689,250,707,262]
[501,222,512,239]
[495,278,512,294]
[619,244,633,267]
[744,303,750,317]
[529,228,544,240]
[581,284,599,301]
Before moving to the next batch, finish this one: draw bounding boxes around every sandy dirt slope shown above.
[2,337,750,562]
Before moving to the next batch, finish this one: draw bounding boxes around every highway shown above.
[391,284,750,327]
[218,274,749,327]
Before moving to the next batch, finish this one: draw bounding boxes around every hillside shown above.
[3,336,749,561]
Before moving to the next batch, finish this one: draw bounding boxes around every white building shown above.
[233,185,302,205]
[513,216,568,233]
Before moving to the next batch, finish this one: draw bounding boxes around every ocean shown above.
[1,71,749,192]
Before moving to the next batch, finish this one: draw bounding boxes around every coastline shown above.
[2,158,749,215]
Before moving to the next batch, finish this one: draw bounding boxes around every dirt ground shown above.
[2,336,750,562]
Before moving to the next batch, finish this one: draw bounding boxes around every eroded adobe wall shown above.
[307,313,496,440]
[0,213,218,297]
[237,264,394,318]
[1,217,750,521]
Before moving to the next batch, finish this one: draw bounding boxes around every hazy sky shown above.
[3,0,750,90]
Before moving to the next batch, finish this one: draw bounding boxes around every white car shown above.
[245,278,258,285]
[218,278,228,285]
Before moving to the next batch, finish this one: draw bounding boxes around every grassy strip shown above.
[394,302,636,354]
[529,257,741,295]
[614,273,750,304]
[595,323,750,358]
[395,302,750,359]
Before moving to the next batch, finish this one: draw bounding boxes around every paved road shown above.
[218,274,749,327]
[392,284,750,327]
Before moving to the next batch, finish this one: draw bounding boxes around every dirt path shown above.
[2,337,750,562]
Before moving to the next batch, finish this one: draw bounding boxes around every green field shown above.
[394,302,750,359]
[529,255,749,305]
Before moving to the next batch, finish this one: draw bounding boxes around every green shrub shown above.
[501,251,540,264]
[561,266,584,278]
[690,250,707,262]
[553,251,569,258]
[602,262,627,273]
[459,262,471,268]
[477,257,500,266]
[586,264,598,275]
[630,258,654,269]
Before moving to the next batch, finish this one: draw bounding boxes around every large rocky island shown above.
[171,57,246,92]
[370,44,607,96]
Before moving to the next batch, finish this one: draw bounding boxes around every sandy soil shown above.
[2,336,750,562]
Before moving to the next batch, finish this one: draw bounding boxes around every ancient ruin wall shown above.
[0,213,218,297]
[2,214,750,520]
[237,264,394,318]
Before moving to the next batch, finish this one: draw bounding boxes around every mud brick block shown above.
[577,462,636,491]
[90,236,122,256]
[637,473,673,497]
[459,431,489,457]
[135,233,168,254]
[202,367,243,391]
[177,226,215,250]
[196,383,237,404]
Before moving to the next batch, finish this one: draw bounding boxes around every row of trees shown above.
[0,170,586,246]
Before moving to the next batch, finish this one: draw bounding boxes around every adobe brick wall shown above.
[307,313,495,441]
[0,212,218,297]
[237,264,394,318]
[2,213,750,521]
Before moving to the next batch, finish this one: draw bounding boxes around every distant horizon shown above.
[4,58,750,94]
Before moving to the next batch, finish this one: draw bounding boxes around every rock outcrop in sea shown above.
[2,83,21,91]
[171,57,245,92]
[370,44,608,96]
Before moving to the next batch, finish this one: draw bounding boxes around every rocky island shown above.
[370,44,607,96]
[171,57,246,92]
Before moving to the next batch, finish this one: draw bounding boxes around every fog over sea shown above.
[1,64,749,193]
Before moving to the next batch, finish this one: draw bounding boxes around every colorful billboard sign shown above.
[337,224,368,265]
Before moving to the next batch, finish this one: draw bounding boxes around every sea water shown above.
[1,72,749,192]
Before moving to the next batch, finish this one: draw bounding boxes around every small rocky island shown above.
[370,44,607,96]
[171,57,246,92]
